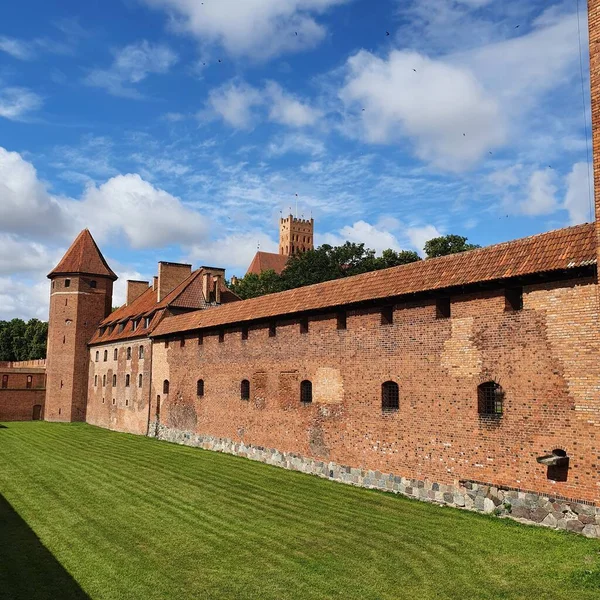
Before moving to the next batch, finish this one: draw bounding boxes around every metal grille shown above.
[478,382,503,416]
[300,380,313,403]
[197,379,204,397]
[381,381,399,411]
[241,379,250,400]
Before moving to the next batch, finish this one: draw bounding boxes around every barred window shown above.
[163,380,169,394]
[478,382,504,416]
[241,379,250,401]
[300,380,313,404]
[382,381,399,412]
[197,379,204,397]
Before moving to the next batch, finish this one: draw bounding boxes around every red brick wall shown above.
[145,276,600,505]
[0,369,46,421]
[589,0,600,264]
[46,275,112,422]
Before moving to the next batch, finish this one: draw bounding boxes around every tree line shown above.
[230,234,479,300]
[0,319,48,361]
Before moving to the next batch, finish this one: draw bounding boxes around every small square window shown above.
[90,280,97,289]
[300,317,309,334]
[505,287,523,312]
[64,279,71,288]
[436,298,451,319]
[381,306,393,325]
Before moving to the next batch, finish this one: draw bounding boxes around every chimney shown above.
[157,262,192,302]
[201,266,226,304]
[153,276,158,291]
[126,280,150,305]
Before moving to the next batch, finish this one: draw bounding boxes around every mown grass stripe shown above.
[1,422,599,600]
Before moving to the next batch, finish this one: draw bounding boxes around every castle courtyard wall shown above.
[0,367,46,421]
[142,276,600,534]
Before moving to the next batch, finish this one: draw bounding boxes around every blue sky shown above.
[0,0,594,319]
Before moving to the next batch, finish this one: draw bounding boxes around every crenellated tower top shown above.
[279,214,314,256]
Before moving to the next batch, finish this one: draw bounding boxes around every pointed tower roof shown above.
[48,229,117,280]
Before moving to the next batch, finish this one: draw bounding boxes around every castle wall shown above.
[0,368,46,421]
[86,338,152,435]
[144,276,600,533]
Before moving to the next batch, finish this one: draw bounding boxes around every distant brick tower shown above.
[46,230,117,422]
[279,214,314,256]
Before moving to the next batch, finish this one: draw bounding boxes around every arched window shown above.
[138,374,143,388]
[114,348,117,360]
[94,375,98,387]
[112,374,117,387]
[95,351,99,362]
[1,375,7,389]
[127,347,131,360]
[125,374,130,387]
[197,379,204,397]
[241,379,250,401]
[300,380,313,403]
[26,375,32,389]
[478,382,504,416]
[104,350,108,362]
[139,346,144,359]
[163,380,169,394]
[382,381,399,412]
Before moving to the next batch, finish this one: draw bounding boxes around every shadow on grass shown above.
[0,424,7,428]
[0,494,89,599]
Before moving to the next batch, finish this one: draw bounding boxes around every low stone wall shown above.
[149,423,600,538]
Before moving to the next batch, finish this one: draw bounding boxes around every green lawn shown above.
[0,423,599,600]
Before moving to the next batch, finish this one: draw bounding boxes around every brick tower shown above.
[279,214,314,256]
[46,230,117,422]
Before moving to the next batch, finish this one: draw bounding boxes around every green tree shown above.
[424,235,480,259]
[230,270,284,300]
[0,318,48,361]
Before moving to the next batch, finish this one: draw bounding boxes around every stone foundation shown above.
[149,423,600,538]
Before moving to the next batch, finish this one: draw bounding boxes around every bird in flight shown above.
[386,31,390,36]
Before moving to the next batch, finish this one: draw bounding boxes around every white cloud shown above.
[564,162,593,225]
[139,0,350,61]
[0,146,209,250]
[77,174,208,249]
[203,80,264,129]
[267,132,325,157]
[0,147,68,237]
[519,169,558,216]
[203,79,321,130]
[0,87,43,120]
[85,40,178,98]
[0,235,59,276]
[0,277,49,320]
[405,225,442,256]
[265,81,322,127]
[339,49,506,172]
[0,36,35,60]
[187,231,278,274]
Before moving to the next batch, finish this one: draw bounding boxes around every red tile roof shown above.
[89,268,240,345]
[152,223,597,338]
[246,251,289,275]
[48,229,117,280]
